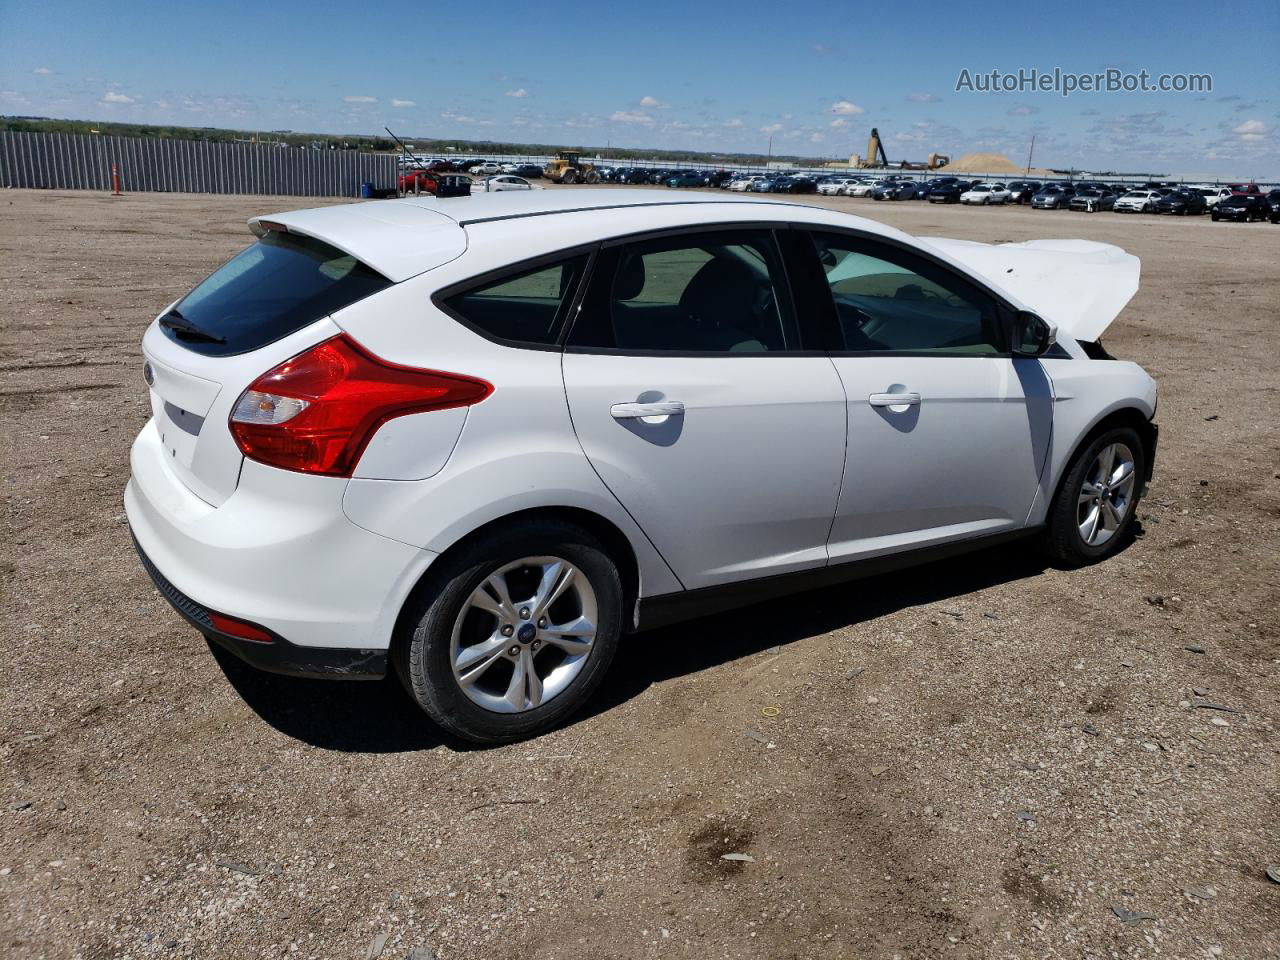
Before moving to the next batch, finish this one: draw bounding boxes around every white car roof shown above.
[250,189,910,282]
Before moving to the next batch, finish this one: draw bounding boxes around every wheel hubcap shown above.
[450,556,598,714]
[1076,442,1137,547]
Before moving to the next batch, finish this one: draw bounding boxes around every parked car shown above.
[772,175,817,194]
[1264,189,1280,220]
[646,169,672,185]
[751,175,787,193]
[1197,186,1232,209]
[927,180,973,203]
[1004,181,1041,203]
[665,171,705,188]
[960,184,1011,205]
[397,171,472,197]
[617,168,652,185]
[873,180,918,200]
[1031,185,1075,209]
[474,175,541,192]
[128,189,1158,743]
[1227,182,1261,196]
[1211,195,1269,221]
[1153,189,1207,215]
[849,179,886,197]
[1113,190,1162,213]
[818,177,856,196]
[470,162,502,176]
[728,175,760,192]
[1069,189,1118,213]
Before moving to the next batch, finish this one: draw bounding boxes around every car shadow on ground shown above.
[214,529,1141,753]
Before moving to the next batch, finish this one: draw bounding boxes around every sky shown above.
[1,0,1277,178]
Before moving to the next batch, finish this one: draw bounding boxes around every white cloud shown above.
[830,117,849,130]
[505,88,528,98]
[1008,103,1039,117]
[100,91,135,105]
[830,100,864,116]
[32,67,52,75]
[810,132,826,143]
[391,98,415,108]
[761,123,784,134]
[611,110,654,124]
[442,111,477,124]
[343,95,377,103]
[907,93,940,103]
[723,118,744,128]
[1232,119,1266,139]
[639,95,668,108]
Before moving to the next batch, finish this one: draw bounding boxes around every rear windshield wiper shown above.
[160,309,225,344]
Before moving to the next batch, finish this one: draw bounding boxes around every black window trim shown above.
[791,225,1032,359]
[431,243,598,353]
[562,221,821,358]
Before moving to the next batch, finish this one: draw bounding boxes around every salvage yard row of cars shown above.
[397,156,1280,222]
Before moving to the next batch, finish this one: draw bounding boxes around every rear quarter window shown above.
[166,231,391,356]
[439,255,590,347]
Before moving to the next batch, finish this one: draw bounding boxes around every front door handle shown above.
[868,392,921,408]
[610,401,685,420]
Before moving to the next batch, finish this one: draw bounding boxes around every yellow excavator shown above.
[543,150,601,184]
[851,128,950,170]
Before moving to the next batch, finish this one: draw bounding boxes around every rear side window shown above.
[568,229,796,353]
[441,255,590,347]
[167,231,391,356]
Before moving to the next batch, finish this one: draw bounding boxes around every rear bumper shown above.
[132,534,387,679]
[125,419,435,662]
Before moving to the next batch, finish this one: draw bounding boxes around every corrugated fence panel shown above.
[0,131,395,197]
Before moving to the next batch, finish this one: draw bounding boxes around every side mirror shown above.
[1011,310,1057,357]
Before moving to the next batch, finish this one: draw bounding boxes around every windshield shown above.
[168,231,392,357]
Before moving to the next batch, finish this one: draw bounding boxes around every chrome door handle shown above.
[868,392,921,407]
[610,401,685,419]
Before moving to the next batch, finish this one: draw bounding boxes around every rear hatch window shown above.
[164,231,391,357]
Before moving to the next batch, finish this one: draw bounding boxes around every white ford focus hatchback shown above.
[127,190,1158,743]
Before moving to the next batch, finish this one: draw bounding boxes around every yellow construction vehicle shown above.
[543,150,601,184]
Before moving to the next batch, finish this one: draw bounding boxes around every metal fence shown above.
[0,131,397,197]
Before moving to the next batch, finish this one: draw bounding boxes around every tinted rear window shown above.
[165,231,391,356]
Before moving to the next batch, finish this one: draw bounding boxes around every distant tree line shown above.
[0,116,826,167]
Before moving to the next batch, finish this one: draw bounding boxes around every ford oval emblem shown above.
[143,362,154,387]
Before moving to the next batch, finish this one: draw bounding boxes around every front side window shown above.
[569,230,795,353]
[808,233,1002,355]
[442,254,589,346]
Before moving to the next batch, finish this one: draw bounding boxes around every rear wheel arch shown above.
[390,506,642,665]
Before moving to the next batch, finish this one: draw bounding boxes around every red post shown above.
[111,162,122,196]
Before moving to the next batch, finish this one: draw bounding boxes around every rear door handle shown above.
[610,401,685,419]
[868,392,921,407]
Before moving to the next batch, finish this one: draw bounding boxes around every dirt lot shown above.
[2,186,1278,960]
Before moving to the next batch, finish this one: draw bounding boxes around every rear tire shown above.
[1042,426,1146,568]
[396,519,623,744]
[561,169,577,184]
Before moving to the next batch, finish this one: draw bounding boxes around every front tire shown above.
[397,520,623,744]
[1042,426,1146,568]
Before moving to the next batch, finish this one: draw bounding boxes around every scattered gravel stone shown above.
[1015,811,1036,823]
[869,765,889,777]
[1111,904,1157,924]
[1081,724,1100,737]
[365,932,390,960]
[1184,886,1216,900]
[720,853,755,863]
[10,802,32,812]
[1265,865,1280,884]
[1193,702,1243,715]
[405,947,438,960]
[1184,644,1206,654]
[1193,687,1210,697]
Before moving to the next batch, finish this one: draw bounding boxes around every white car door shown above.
[562,228,847,590]
[796,230,1052,562]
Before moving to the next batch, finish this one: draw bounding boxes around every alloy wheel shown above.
[450,556,598,714]
[1077,442,1137,547]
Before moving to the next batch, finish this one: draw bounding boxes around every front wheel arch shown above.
[1047,407,1156,519]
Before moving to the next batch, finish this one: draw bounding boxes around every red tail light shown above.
[229,334,492,477]
[209,612,276,644]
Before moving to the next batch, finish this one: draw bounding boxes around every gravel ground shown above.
[1,186,1278,960]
